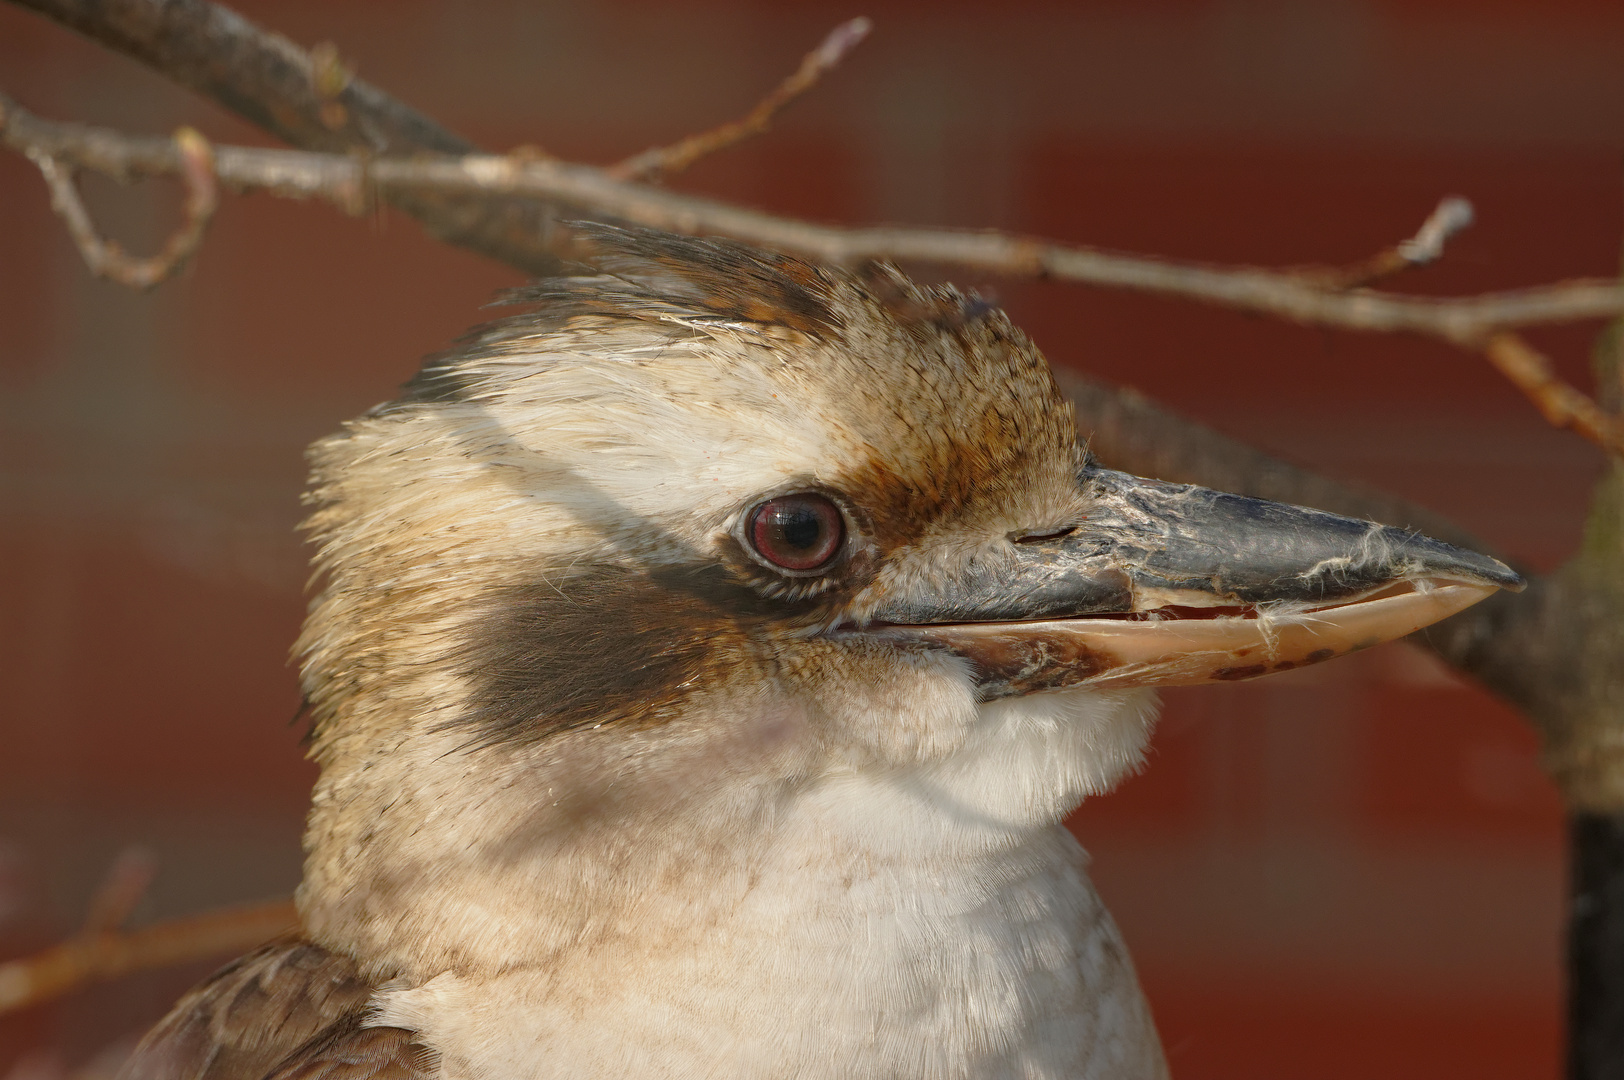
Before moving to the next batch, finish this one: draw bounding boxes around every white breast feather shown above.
[369,687,1168,1080]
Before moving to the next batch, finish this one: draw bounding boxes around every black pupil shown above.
[771,503,824,552]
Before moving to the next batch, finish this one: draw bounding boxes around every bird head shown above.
[292,226,1519,980]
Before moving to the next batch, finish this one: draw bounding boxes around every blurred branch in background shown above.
[1486,332,1624,456]
[0,848,295,1016]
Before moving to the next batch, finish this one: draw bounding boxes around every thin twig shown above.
[79,847,157,937]
[608,17,872,182]
[2,93,1619,344]
[1401,196,1478,266]
[24,126,217,290]
[1483,332,1624,456]
[0,898,298,1015]
[1302,196,1477,289]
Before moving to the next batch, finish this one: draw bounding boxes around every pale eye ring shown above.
[746,494,845,573]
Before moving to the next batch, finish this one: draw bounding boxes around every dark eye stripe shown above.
[747,495,845,572]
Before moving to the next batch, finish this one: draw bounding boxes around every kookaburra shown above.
[119,226,1518,1080]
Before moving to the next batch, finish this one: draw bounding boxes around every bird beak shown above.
[860,467,1523,700]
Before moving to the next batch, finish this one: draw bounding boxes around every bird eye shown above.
[746,494,845,573]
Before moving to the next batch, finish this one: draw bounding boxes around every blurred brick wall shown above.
[1,2,1620,1077]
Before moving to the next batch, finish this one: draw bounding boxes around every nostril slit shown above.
[1014,526,1077,544]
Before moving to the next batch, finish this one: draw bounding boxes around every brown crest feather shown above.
[398,226,844,406]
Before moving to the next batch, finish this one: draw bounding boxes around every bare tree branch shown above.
[4,92,1619,347]
[7,0,572,275]
[8,0,459,154]
[12,81,1619,455]
[0,899,297,1014]
[608,17,872,182]
[14,0,1615,350]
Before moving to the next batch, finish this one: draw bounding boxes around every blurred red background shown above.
[1,2,1620,1077]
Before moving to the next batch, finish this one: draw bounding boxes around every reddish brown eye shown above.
[747,494,845,572]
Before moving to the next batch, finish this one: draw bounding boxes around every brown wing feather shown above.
[115,938,434,1080]
[265,1014,436,1080]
